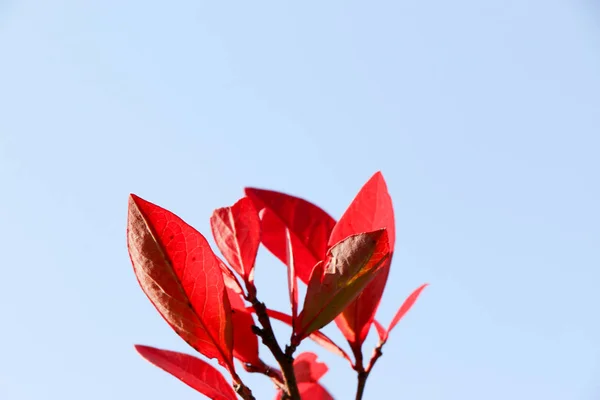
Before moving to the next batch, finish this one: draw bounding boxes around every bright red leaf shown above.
[295,230,391,341]
[293,352,328,383]
[221,259,245,296]
[244,188,336,284]
[135,345,237,400]
[328,172,396,347]
[298,383,334,400]
[274,352,333,400]
[127,194,234,371]
[226,285,261,366]
[373,320,386,343]
[284,226,299,322]
[274,383,333,400]
[381,283,428,343]
[211,197,261,283]
[262,308,352,363]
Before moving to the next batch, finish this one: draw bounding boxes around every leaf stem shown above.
[354,341,385,400]
[249,295,301,400]
[352,343,368,400]
[231,373,255,400]
[355,370,369,400]
[243,361,285,391]
[365,343,384,373]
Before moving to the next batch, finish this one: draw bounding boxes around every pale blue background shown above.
[1,1,599,399]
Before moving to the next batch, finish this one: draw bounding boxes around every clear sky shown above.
[1,1,599,399]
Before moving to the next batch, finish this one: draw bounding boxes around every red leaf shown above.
[293,352,328,383]
[297,383,334,400]
[295,230,391,341]
[244,188,336,283]
[221,259,245,296]
[226,286,261,366]
[135,345,237,400]
[383,283,428,342]
[263,308,352,363]
[274,383,333,400]
[211,197,261,283]
[373,320,386,343]
[328,172,395,347]
[273,353,333,400]
[127,194,234,371]
[285,226,299,322]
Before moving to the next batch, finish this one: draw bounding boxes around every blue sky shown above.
[1,1,599,399]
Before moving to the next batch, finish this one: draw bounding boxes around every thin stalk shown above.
[249,294,301,400]
[231,372,255,400]
[355,370,369,400]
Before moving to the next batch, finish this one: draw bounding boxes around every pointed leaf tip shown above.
[210,197,261,283]
[330,171,396,347]
[296,229,391,340]
[384,283,428,341]
[127,195,234,371]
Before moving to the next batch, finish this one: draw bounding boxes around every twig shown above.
[355,370,368,400]
[354,341,385,400]
[351,343,367,400]
[231,373,255,400]
[249,297,301,400]
[366,343,384,373]
[243,361,285,391]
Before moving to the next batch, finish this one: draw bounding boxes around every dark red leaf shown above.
[244,188,336,283]
[383,283,428,342]
[226,286,261,366]
[211,197,261,283]
[262,308,352,363]
[295,230,391,341]
[328,172,395,347]
[127,194,234,371]
[135,345,237,400]
[293,352,328,383]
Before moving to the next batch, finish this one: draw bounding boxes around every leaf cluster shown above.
[127,172,427,399]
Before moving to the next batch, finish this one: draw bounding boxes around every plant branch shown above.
[366,342,384,373]
[243,361,285,391]
[354,341,385,400]
[351,343,368,400]
[249,295,301,400]
[355,370,368,400]
[231,373,255,400]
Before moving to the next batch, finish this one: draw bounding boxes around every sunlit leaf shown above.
[295,230,391,340]
[245,188,336,283]
[226,285,261,366]
[382,283,428,342]
[211,197,260,283]
[127,194,233,371]
[135,345,237,400]
[373,320,386,343]
[328,172,396,347]
[273,352,333,400]
[293,352,328,383]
